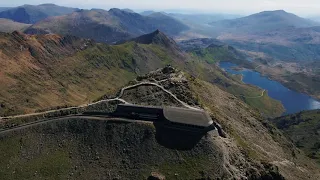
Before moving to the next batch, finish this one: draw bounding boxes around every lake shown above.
[219,62,320,115]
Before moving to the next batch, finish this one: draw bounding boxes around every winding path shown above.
[254,65,262,70]
[0,80,201,120]
[118,81,201,111]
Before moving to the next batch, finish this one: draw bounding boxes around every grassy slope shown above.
[272,110,320,164]
[189,44,247,64]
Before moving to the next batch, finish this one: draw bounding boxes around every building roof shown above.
[163,106,213,127]
[114,104,213,127]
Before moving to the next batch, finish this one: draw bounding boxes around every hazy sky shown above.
[1,0,320,16]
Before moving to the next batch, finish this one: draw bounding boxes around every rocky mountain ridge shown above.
[24,8,189,43]
[0,30,285,118]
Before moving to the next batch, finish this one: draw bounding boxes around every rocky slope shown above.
[0,66,319,179]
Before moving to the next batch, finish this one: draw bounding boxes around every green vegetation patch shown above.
[272,110,320,164]
[157,155,218,179]
[0,134,71,180]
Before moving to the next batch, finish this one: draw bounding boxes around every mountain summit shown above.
[128,30,183,56]
[131,29,175,46]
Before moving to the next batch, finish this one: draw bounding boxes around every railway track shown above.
[0,115,152,134]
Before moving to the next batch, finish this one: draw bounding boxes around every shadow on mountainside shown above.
[153,122,206,150]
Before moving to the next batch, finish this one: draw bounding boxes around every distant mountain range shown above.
[218,25,320,61]
[0,7,11,12]
[24,8,189,43]
[1,4,320,62]
[169,13,241,25]
[0,4,78,24]
[210,10,319,34]
[308,16,320,22]
[141,11,241,24]
[140,10,156,16]
[202,10,320,61]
